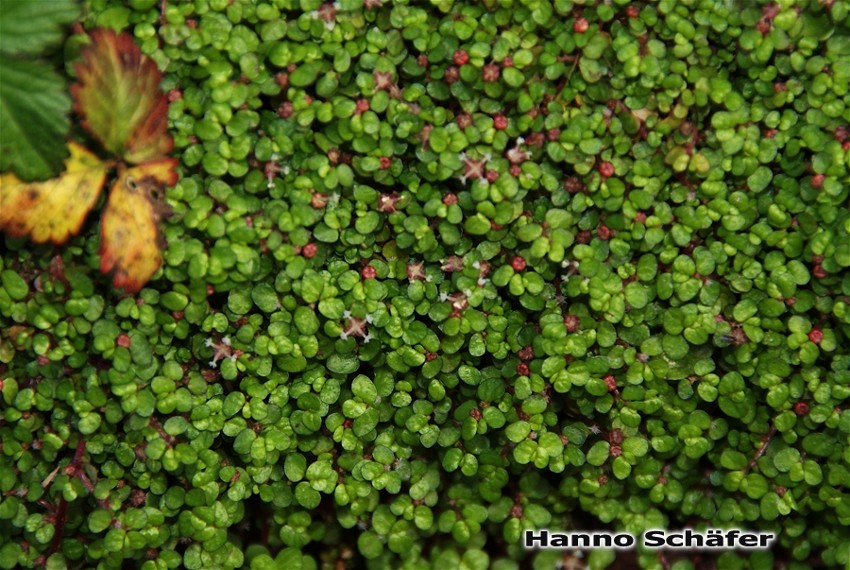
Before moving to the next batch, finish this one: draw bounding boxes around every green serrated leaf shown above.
[0,56,71,180]
[0,0,79,56]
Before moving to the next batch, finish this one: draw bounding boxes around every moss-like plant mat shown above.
[1,1,849,569]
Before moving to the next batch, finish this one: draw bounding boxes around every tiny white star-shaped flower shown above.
[459,152,467,160]
[478,277,488,286]
[516,137,525,145]
[425,275,433,282]
[366,314,374,324]
[440,292,449,302]
[364,333,373,343]
[340,332,348,340]
[208,360,217,368]
[229,354,238,362]
[343,310,352,319]
[205,338,214,347]
[483,152,492,161]
[222,337,231,346]
[473,261,481,269]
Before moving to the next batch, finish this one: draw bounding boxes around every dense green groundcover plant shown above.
[2,0,850,568]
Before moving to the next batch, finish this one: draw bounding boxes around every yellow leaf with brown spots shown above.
[99,159,177,292]
[0,142,108,244]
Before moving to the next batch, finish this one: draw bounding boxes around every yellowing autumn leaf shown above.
[71,28,172,164]
[99,159,177,293]
[0,142,108,244]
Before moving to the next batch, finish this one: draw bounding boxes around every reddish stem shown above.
[743,425,776,474]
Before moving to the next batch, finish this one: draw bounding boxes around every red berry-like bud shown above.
[608,428,624,445]
[547,128,561,141]
[456,113,472,129]
[443,193,458,205]
[469,408,482,420]
[486,169,499,183]
[811,174,825,188]
[756,18,771,35]
[626,5,639,18]
[511,256,527,271]
[445,66,459,84]
[603,375,618,392]
[494,115,508,130]
[379,156,392,170]
[482,63,500,82]
[610,444,623,457]
[599,161,615,177]
[417,54,429,67]
[362,266,377,279]
[762,2,780,19]
[633,211,647,223]
[312,193,329,208]
[278,101,294,118]
[117,334,131,348]
[510,164,522,177]
[574,17,589,33]
[503,56,513,67]
[773,82,787,93]
[453,49,469,66]
[516,362,530,376]
[794,401,810,416]
[302,243,317,258]
[765,128,778,138]
[518,346,534,361]
[597,225,612,240]
[808,329,823,344]
[167,88,182,102]
[355,99,370,114]
[564,176,584,193]
[563,314,580,333]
